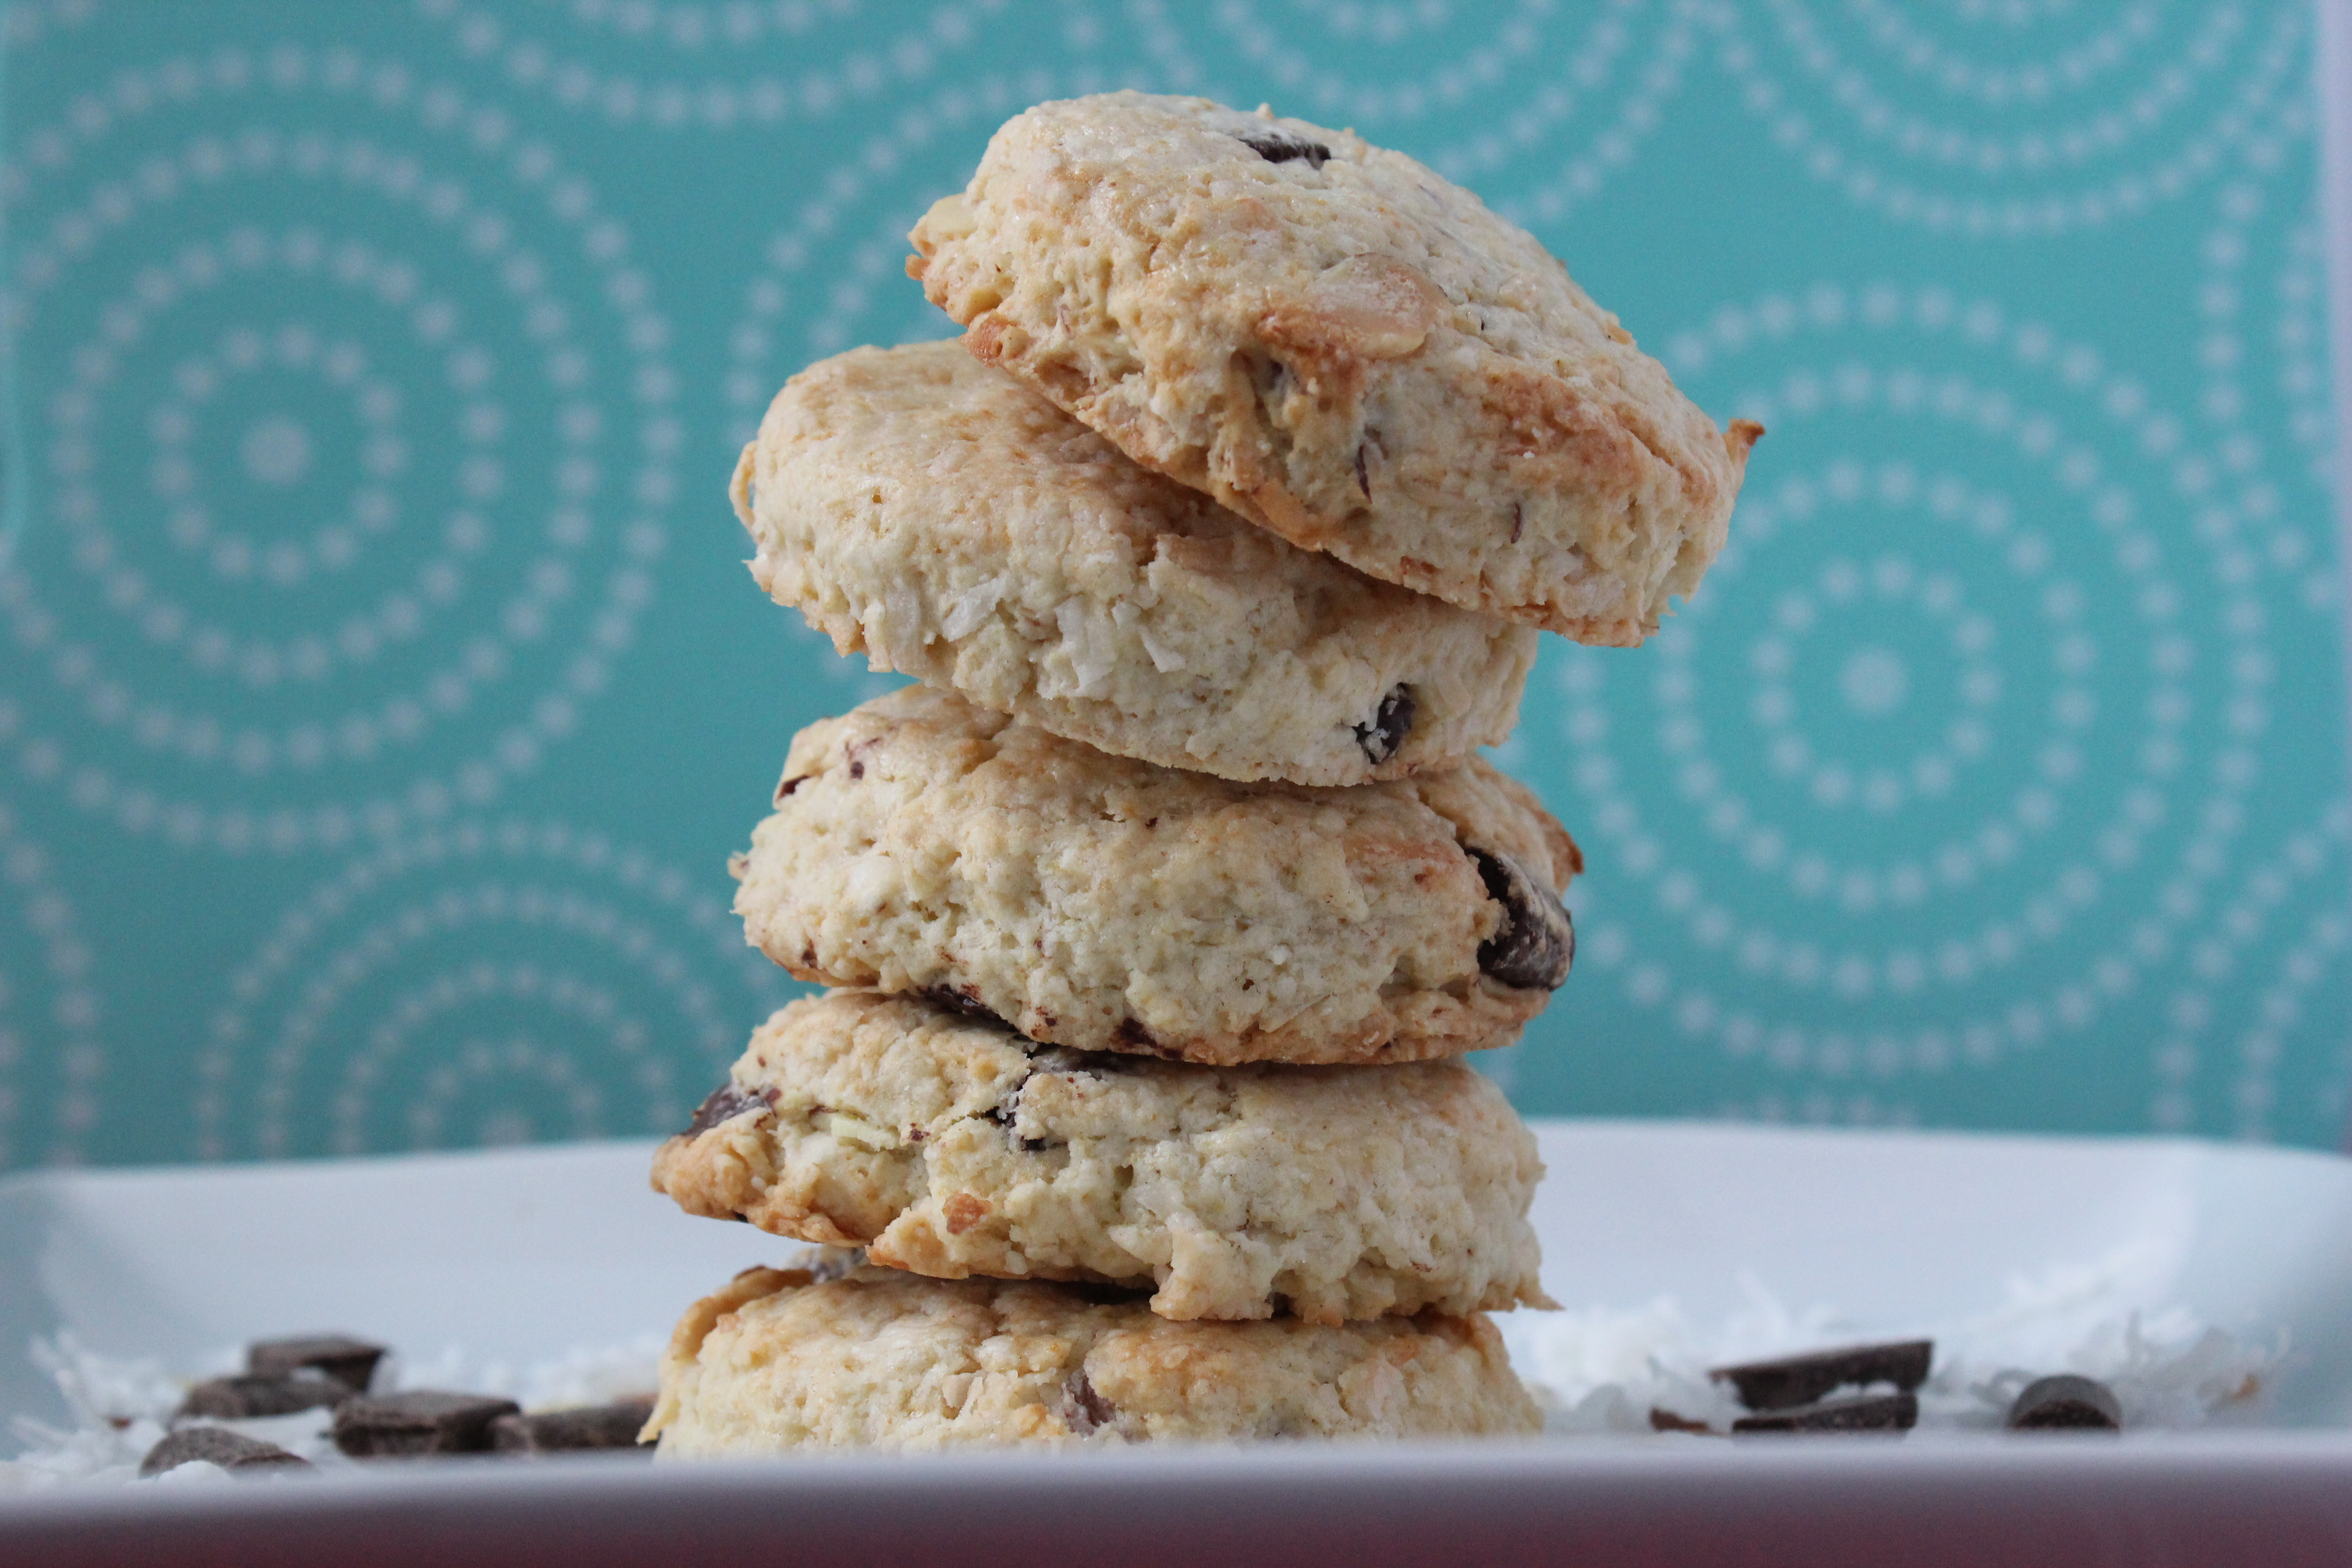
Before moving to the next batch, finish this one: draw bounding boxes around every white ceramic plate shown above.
[5,1120,2352,1565]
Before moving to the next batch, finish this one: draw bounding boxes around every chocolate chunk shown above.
[247,1335,387,1394]
[176,1375,350,1421]
[1733,1391,1918,1435]
[332,1390,521,1458]
[1647,1408,1716,1436]
[1469,848,1574,990]
[1353,685,1415,766]
[919,984,1011,1029]
[2007,1374,2122,1432]
[1057,1369,1119,1435]
[1711,1339,1934,1412]
[773,774,805,805]
[682,1081,778,1137]
[488,1397,657,1455]
[1232,129,1330,169]
[1112,1017,1157,1051]
[1509,502,1524,543]
[140,1427,313,1478]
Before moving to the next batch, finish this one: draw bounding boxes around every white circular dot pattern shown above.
[0,4,2342,1164]
[1712,0,2310,234]
[197,818,791,1160]
[0,48,679,856]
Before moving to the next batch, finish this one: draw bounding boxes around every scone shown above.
[910,91,1761,645]
[652,990,1549,1324]
[646,1253,1542,1453]
[733,686,1580,1066]
[733,341,1537,785]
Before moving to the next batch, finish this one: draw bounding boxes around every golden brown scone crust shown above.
[733,686,1582,1066]
[911,91,1760,643]
[647,1253,1543,1453]
[651,990,1548,1324]
[732,341,1536,785]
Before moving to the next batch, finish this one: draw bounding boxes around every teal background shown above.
[0,0,2342,1167]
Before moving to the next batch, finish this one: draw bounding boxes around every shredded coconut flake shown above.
[1500,1250,2282,1438]
[7,1331,662,1491]
[1049,600,1117,698]
[940,575,1006,641]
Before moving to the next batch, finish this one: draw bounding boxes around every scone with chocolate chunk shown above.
[647,1252,1541,1454]
[734,686,1580,1066]
[734,341,1536,785]
[653,990,1548,1324]
[910,91,1760,645]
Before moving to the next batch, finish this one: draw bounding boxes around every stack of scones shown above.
[641,93,1759,1452]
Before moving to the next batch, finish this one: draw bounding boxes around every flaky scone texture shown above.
[734,686,1582,1066]
[734,342,1536,785]
[910,92,1761,644]
[647,1254,1542,1453]
[652,990,1548,1324]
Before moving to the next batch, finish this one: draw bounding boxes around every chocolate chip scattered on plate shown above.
[1710,1339,1935,1412]
[1732,1391,1920,1435]
[2006,1374,2122,1432]
[175,1374,350,1422]
[140,1427,313,1478]
[487,1397,657,1455]
[246,1334,387,1394]
[332,1390,522,1458]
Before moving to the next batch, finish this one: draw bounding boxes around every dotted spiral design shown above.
[2195,105,2338,616]
[0,803,104,1166]
[1711,0,2309,235]
[416,0,1000,130]
[2142,800,2349,1138]
[0,47,678,854]
[0,0,101,51]
[1554,282,2276,1088]
[1122,0,1697,221]
[196,818,792,1160]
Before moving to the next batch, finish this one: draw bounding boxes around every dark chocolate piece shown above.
[140,1427,313,1478]
[1469,847,1574,990]
[1057,1369,1118,1435]
[176,1375,349,1421]
[918,984,1013,1029]
[247,1335,386,1394]
[1711,1339,1933,1412]
[332,1390,521,1458]
[2006,1374,2122,1432]
[1353,685,1415,766]
[487,1397,657,1455]
[1232,129,1330,169]
[1732,1391,1918,1435]
[682,1081,779,1137]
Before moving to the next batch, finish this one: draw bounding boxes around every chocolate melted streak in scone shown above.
[1353,684,1415,766]
[684,1083,779,1137]
[1233,129,1330,168]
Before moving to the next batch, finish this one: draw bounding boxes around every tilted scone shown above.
[652,990,1548,1323]
[646,1251,1542,1453]
[733,686,1580,1066]
[732,341,1536,785]
[910,91,1761,645]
